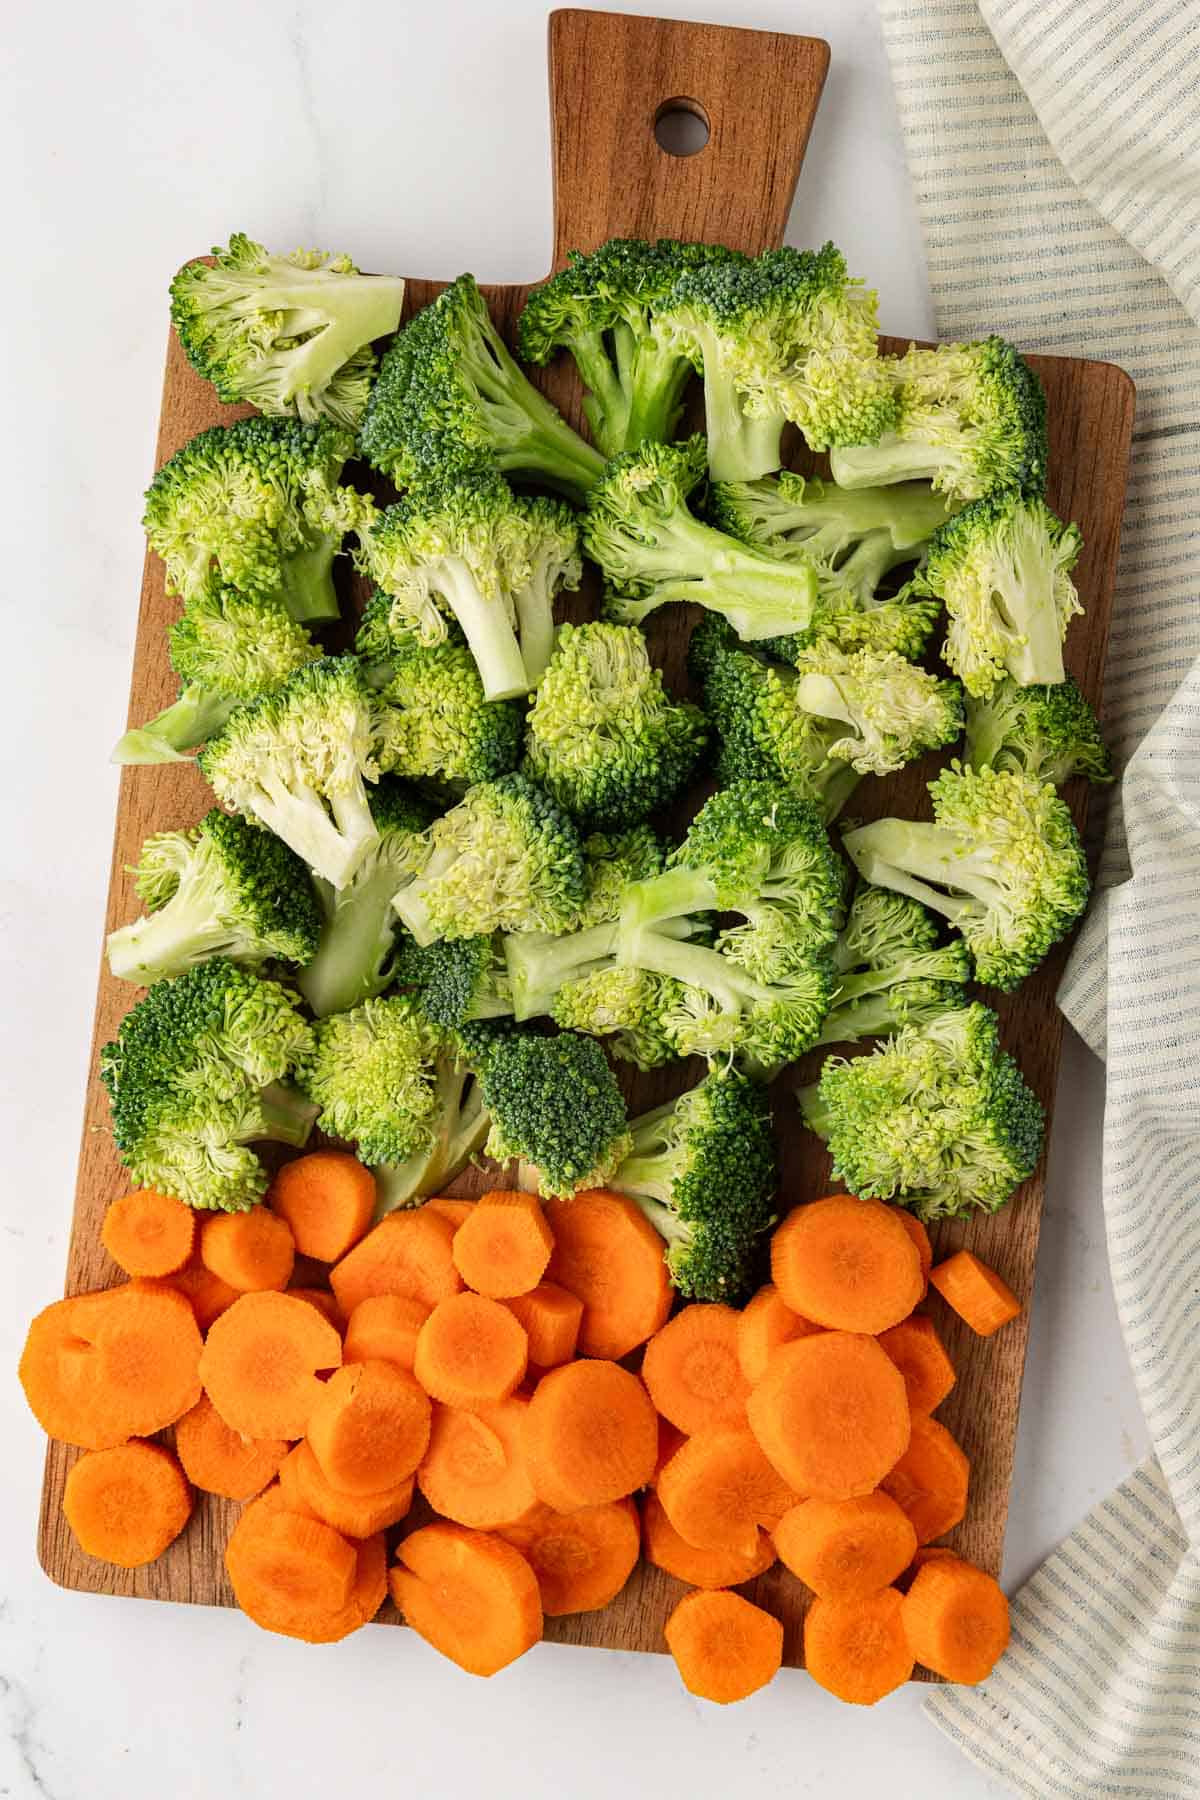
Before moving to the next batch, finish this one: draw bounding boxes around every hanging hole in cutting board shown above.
[654,98,711,157]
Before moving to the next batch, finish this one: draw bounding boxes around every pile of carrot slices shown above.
[20,1157,1023,1702]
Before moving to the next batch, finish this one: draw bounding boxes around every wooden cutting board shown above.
[39,8,1135,1674]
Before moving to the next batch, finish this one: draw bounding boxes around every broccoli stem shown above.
[813,990,906,1046]
[625,346,694,451]
[251,274,407,409]
[830,434,961,491]
[1005,537,1067,686]
[572,328,631,453]
[296,870,404,1018]
[622,922,758,1016]
[617,519,818,639]
[258,1081,321,1147]
[504,922,620,1021]
[832,945,969,1006]
[686,327,783,482]
[512,575,558,690]
[438,560,530,701]
[848,822,1003,927]
[251,772,378,892]
[796,1081,831,1139]
[392,843,459,947]
[371,1062,490,1217]
[111,688,237,765]
[464,321,605,501]
[275,537,341,623]
[106,887,231,985]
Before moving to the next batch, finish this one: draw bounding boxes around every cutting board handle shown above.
[547,8,829,266]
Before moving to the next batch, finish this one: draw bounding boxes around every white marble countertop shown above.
[0,1,1150,1793]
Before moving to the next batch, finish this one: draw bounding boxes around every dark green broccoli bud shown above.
[800,1002,1044,1218]
[99,958,317,1211]
[964,675,1113,787]
[585,437,819,640]
[142,414,375,622]
[815,883,972,1045]
[912,492,1084,695]
[200,656,381,892]
[830,336,1048,501]
[363,610,524,795]
[107,810,321,986]
[358,273,604,501]
[170,234,405,427]
[393,933,513,1030]
[523,622,709,828]
[788,645,963,775]
[112,584,320,766]
[609,1068,777,1299]
[844,762,1090,991]
[475,1029,631,1199]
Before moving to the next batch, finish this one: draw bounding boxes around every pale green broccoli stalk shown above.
[170,234,405,427]
[107,810,321,986]
[800,1002,1044,1218]
[789,646,964,776]
[815,883,972,1045]
[843,762,1090,991]
[474,1029,631,1199]
[99,957,317,1212]
[508,495,584,687]
[964,675,1113,787]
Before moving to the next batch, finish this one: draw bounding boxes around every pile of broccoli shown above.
[97,227,1113,1294]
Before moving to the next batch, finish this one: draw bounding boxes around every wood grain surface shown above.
[39,7,1135,1675]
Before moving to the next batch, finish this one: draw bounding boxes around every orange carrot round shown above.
[642,1492,775,1590]
[228,1489,387,1642]
[665,1589,783,1704]
[414,1293,529,1411]
[199,1290,342,1439]
[736,1284,821,1386]
[63,1440,192,1568]
[330,1209,462,1316]
[879,1413,969,1543]
[895,1210,933,1293]
[877,1315,956,1416]
[267,1150,376,1263]
[343,1294,431,1372]
[642,1303,750,1436]
[307,1359,432,1496]
[747,1331,911,1501]
[804,1587,914,1704]
[929,1249,1022,1337]
[174,1394,289,1500]
[424,1197,476,1232]
[200,1208,295,1294]
[101,1189,196,1278]
[523,1359,658,1512]
[452,1190,554,1299]
[652,1417,688,1488]
[276,1443,321,1519]
[227,1499,353,1616]
[544,1189,672,1359]
[771,1196,923,1334]
[294,1440,414,1537]
[160,1261,240,1332]
[774,1493,918,1600]
[901,1557,1011,1682]
[500,1498,640,1615]
[390,1522,543,1677]
[418,1396,538,1530]
[502,1283,582,1369]
[657,1428,798,1558]
[285,1287,345,1332]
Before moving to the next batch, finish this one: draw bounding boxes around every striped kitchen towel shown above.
[877,0,1200,1794]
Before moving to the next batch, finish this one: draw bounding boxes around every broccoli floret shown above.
[200,656,380,892]
[758,591,944,664]
[912,492,1084,695]
[107,810,321,986]
[296,778,432,1018]
[523,622,709,828]
[508,494,584,687]
[474,1029,631,1199]
[843,762,1090,990]
[789,645,963,776]
[112,584,320,765]
[815,883,971,1045]
[830,336,1048,501]
[99,957,317,1211]
[585,436,819,640]
[170,234,405,427]
[517,237,738,456]
[608,1067,777,1299]
[359,273,604,500]
[393,773,587,946]
[800,1002,1044,1218]
[965,676,1113,787]
[394,933,513,1030]
[573,827,667,928]
[143,415,374,624]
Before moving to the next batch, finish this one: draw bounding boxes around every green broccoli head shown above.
[801,1002,1044,1218]
[99,957,317,1211]
[475,1028,631,1199]
[550,965,685,1070]
[790,645,964,776]
[523,622,709,829]
[297,994,458,1166]
[170,234,405,427]
[843,762,1090,990]
[964,675,1113,787]
[394,933,513,1030]
[609,1068,777,1299]
[816,882,972,1045]
[365,611,524,795]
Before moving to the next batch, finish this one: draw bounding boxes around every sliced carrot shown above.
[159,1260,240,1332]
[665,1589,783,1705]
[414,1293,529,1411]
[877,1315,956,1416]
[929,1250,1022,1337]
[390,1522,543,1677]
[307,1359,431,1496]
[653,1417,688,1488]
[523,1359,658,1511]
[286,1287,345,1332]
[343,1294,430,1372]
[63,1440,192,1568]
[736,1284,821,1386]
[880,1414,970,1544]
[901,1556,1011,1682]
[20,1284,202,1449]
[267,1150,376,1263]
[200,1208,295,1294]
[773,1493,917,1600]
[746,1331,910,1501]
[500,1497,640,1615]
[174,1394,289,1501]
[330,1209,462,1316]
[642,1304,751,1436]
[657,1428,799,1559]
[771,1196,923,1334]
[101,1189,196,1278]
[199,1290,342,1439]
[452,1190,554,1299]
[418,1396,538,1530]
[228,1488,387,1642]
[642,1492,775,1590]
[276,1443,320,1519]
[294,1440,414,1537]
[502,1283,582,1369]
[544,1189,672,1359]
[912,1545,960,1571]
[894,1210,933,1294]
[425,1198,476,1232]
[804,1587,914,1704]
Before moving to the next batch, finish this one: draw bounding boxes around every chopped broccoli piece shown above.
[830,336,1047,501]
[359,273,604,500]
[475,1029,631,1199]
[608,1067,777,1299]
[107,810,321,986]
[523,622,709,828]
[789,645,963,776]
[585,436,819,640]
[200,655,380,892]
[573,827,668,929]
[800,1002,1044,1218]
[99,957,317,1212]
[394,933,513,1030]
[170,233,404,427]
[843,762,1090,990]
[508,494,584,687]
[363,610,524,795]
[815,883,972,1045]
[965,675,1113,787]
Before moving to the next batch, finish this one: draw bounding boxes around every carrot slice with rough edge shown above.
[199,1290,342,1440]
[652,1418,688,1488]
[63,1440,192,1567]
[544,1189,671,1359]
[642,1492,775,1590]
[774,1493,918,1600]
[665,1590,783,1704]
[267,1150,376,1263]
[276,1444,321,1519]
[330,1209,462,1316]
[877,1315,956,1416]
[390,1522,543,1677]
[502,1283,582,1369]
[804,1587,914,1704]
[101,1189,196,1279]
[500,1497,641,1615]
[413,1292,529,1411]
[294,1440,414,1537]
[771,1196,923,1334]
[929,1250,1022,1337]
[523,1359,658,1512]
[452,1190,554,1299]
[286,1287,344,1332]
[425,1198,476,1232]
[174,1394,289,1501]
[879,1413,969,1544]
[200,1209,295,1294]
[747,1331,910,1501]
[895,1210,933,1294]
[736,1284,822,1386]
[642,1304,750,1436]
[228,1487,387,1642]
[307,1359,431,1496]
[657,1428,799,1558]
[901,1557,1011,1683]
[144,1261,240,1333]
[343,1294,430,1372]
[418,1396,538,1530]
